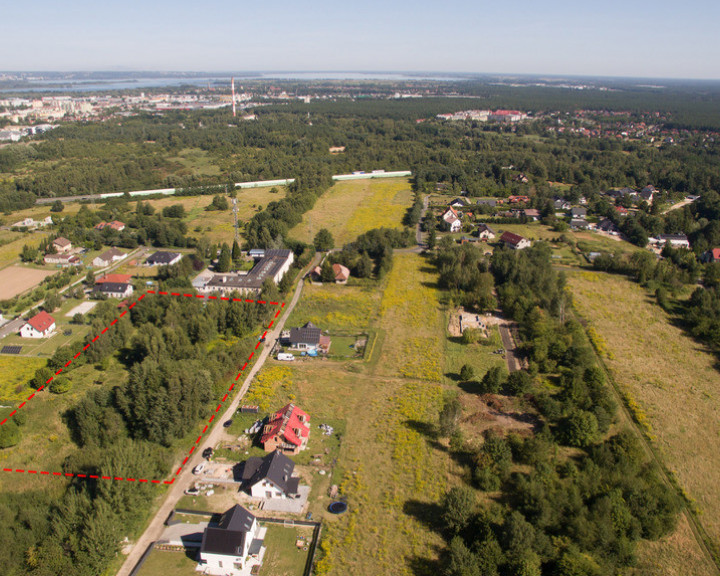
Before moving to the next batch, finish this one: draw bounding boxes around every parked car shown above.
[192,462,206,475]
[277,352,295,361]
[184,486,200,496]
[223,419,233,428]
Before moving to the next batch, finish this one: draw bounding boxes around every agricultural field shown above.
[568,269,720,562]
[0,265,55,299]
[289,178,413,246]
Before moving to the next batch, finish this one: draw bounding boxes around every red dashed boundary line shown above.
[1,290,285,486]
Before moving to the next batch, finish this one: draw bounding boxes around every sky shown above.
[2,0,719,80]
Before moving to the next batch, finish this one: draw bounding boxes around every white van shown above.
[192,462,206,475]
[277,352,295,361]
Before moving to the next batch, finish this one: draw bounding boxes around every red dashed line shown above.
[1,291,282,485]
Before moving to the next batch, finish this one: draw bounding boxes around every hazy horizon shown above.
[3,0,719,81]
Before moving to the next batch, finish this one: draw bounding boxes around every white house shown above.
[93,282,133,299]
[198,505,266,576]
[500,231,531,250]
[92,247,127,268]
[659,234,690,249]
[477,223,496,241]
[239,451,301,500]
[441,207,462,233]
[20,311,56,338]
[52,237,72,253]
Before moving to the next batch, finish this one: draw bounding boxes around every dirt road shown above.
[115,256,317,576]
[497,322,521,373]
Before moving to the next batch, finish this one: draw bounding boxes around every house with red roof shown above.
[20,311,56,338]
[500,231,531,250]
[94,220,126,232]
[260,403,310,455]
[96,273,133,284]
[701,248,720,264]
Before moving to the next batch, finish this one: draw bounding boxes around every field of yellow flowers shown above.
[288,178,413,245]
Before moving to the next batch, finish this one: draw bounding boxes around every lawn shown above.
[568,269,720,568]
[443,323,505,386]
[262,524,314,576]
[289,178,413,246]
[135,549,199,576]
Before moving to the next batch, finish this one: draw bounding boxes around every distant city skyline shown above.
[3,0,719,80]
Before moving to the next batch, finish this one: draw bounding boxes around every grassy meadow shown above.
[289,178,413,246]
[569,269,720,563]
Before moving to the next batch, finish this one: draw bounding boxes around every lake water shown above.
[1,72,465,93]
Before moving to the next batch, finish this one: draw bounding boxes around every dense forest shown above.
[2,90,720,215]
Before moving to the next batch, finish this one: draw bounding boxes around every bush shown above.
[503,370,532,396]
[459,364,475,381]
[49,376,72,394]
[461,328,481,344]
[480,366,507,394]
[0,419,21,448]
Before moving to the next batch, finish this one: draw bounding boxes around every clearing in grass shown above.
[286,283,381,332]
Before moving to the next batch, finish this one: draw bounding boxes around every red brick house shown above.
[260,404,310,455]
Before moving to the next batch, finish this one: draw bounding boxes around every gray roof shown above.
[289,321,321,346]
[206,249,292,293]
[146,251,181,265]
[245,451,298,495]
[93,282,131,294]
[570,207,587,216]
[200,505,256,557]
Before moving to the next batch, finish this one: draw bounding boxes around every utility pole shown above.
[232,197,240,245]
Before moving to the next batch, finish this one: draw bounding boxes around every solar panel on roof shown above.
[1,345,22,354]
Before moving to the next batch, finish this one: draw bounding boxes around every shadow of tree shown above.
[403,499,445,533]
[406,552,445,576]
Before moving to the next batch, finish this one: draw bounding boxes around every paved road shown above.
[0,318,25,340]
[116,255,318,576]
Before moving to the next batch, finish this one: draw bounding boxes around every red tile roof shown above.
[500,231,526,246]
[712,248,720,261]
[332,263,350,281]
[96,273,132,284]
[27,311,55,333]
[261,403,310,448]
